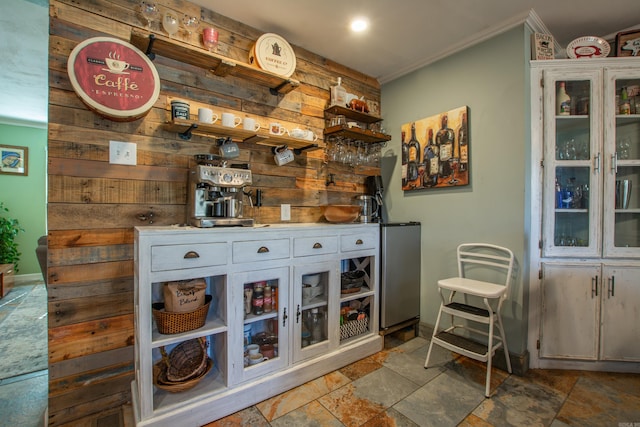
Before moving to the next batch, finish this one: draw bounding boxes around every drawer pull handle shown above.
[355,239,363,245]
[257,246,270,253]
[296,304,301,323]
[184,251,200,259]
[313,242,323,249]
[282,308,288,327]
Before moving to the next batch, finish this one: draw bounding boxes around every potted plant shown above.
[0,202,24,271]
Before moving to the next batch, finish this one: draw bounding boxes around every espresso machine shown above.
[188,155,254,227]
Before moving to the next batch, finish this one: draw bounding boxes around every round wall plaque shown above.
[67,37,160,121]
[249,33,296,78]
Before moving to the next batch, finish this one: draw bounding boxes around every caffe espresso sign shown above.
[67,37,160,121]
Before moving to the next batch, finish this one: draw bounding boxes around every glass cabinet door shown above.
[603,70,640,257]
[293,262,338,362]
[232,267,289,384]
[542,70,603,257]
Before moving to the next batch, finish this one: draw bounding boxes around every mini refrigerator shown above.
[380,222,421,330]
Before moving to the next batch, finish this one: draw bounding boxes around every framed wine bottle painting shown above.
[400,105,469,191]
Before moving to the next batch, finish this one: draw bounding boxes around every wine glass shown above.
[182,15,199,36]
[162,12,179,38]
[448,158,460,185]
[140,1,159,29]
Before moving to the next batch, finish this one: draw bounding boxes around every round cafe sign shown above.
[67,37,160,121]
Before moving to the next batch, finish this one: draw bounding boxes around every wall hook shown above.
[144,34,156,61]
[293,144,318,155]
[326,173,336,186]
[178,123,198,140]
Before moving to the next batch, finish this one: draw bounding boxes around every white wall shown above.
[380,26,532,354]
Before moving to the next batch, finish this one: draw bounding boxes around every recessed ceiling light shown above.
[350,18,368,33]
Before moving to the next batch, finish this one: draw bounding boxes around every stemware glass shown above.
[163,12,180,38]
[140,1,159,29]
[182,15,199,36]
[202,27,219,52]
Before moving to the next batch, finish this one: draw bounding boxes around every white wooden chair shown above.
[424,243,514,397]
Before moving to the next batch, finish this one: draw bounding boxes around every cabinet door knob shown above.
[355,239,363,245]
[313,242,323,249]
[257,246,270,253]
[184,251,200,259]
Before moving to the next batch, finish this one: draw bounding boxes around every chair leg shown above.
[496,312,512,374]
[484,312,495,398]
[424,303,444,369]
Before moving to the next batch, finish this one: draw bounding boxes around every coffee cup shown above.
[243,117,261,132]
[290,128,306,139]
[171,100,190,120]
[270,123,287,136]
[248,353,268,365]
[198,108,218,124]
[221,112,242,128]
[274,144,294,166]
[105,58,130,73]
[304,130,318,142]
[219,138,240,159]
[247,344,260,355]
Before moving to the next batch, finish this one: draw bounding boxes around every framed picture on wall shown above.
[401,105,469,191]
[0,145,28,176]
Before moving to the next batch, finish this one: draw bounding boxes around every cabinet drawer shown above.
[341,232,377,252]
[293,236,338,257]
[232,238,290,263]
[151,242,227,271]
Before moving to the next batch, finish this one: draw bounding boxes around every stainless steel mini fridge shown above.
[380,222,421,330]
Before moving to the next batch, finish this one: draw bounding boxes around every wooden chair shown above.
[424,243,514,397]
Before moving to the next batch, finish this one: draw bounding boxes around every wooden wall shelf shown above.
[323,125,391,144]
[324,105,382,124]
[130,29,300,95]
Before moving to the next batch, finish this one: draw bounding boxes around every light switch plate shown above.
[281,204,291,221]
[109,140,137,165]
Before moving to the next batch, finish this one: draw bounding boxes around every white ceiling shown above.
[1,0,640,127]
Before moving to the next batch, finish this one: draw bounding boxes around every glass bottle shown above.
[422,128,438,187]
[458,111,468,172]
[436,114,454,177]
[309,308,323,344]
[263,285,272,313]
[620,87,631,115]
[330,77,347,107]
[252,283,264,315]
[556,81,571,116]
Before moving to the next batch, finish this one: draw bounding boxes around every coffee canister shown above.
[171,99,190,120]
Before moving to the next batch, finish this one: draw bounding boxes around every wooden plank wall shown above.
[47,0,382,424]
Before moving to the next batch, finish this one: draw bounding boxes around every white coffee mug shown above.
[247,344,260,355]
[243,117,261,132]
[221,112,242,128]
[219,139,240,158]
[303,130,318,142]
[269,123,287,136]
[198,108,218,124]
[248,353,268,365]
[274,145,294,166]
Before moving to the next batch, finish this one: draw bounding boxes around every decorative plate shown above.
[566,36,610,59]
[248,33,296,78]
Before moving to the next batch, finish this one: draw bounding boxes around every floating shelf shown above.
[324,105,382,124]
[130,29,300,95]
[324,125,391,144]
[165,118,324,151]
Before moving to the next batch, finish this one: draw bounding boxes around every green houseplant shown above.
[0,202,24,271]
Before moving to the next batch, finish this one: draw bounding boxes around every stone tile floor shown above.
[205,336,640,427]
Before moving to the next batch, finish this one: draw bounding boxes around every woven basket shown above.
[154,357,213,393]
[160,337,208,383]
[340,316,369,340]
[153,295,212,335]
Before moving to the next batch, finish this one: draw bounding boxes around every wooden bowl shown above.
[323,205,361,223]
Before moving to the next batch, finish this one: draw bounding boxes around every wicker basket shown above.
[154,358,213,393]
[152,295,212,335]
[340,316,369,340]
[341,270,365,294]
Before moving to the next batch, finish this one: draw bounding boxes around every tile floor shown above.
[205,336,640,427]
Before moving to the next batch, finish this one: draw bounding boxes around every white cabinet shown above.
[132,224,381,426]
[540,263,640,362]
[530,58,640,370]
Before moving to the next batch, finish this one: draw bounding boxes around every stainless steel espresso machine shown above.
[188,155,254,227]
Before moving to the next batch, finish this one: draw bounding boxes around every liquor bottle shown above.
[435,114,454,177]
[458,111,468,172]
[556,81,571,116]
[401,130,408,187]
[330,77,347,107]
[407,123,420,182]
[309,308,323,344]
[422,128,438,187]
[620,87,631,115]
[263,285,272,313]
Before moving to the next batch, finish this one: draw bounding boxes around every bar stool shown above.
[424,243,514,397]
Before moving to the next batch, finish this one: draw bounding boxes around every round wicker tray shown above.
[154,358,213,393]
[152,295,212,335]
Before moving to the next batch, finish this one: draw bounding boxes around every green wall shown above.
[0,123,47,276]
[381,26,532,354]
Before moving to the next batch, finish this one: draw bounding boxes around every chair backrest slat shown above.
[457,243,515,295]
